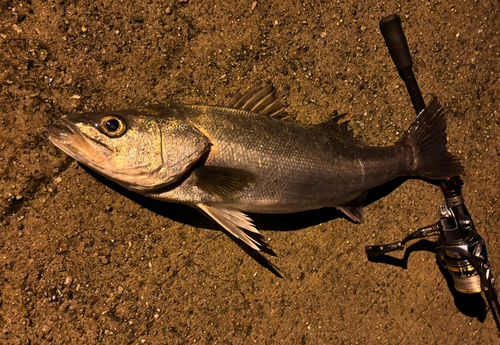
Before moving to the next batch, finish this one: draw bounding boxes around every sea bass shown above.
[43,84,463,250]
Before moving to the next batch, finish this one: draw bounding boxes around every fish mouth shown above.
[43,117,111,166]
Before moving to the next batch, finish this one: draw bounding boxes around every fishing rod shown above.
[365,14,500,332]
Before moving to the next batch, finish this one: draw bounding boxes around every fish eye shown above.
[99,115,127,137]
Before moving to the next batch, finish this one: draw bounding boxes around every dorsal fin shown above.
[316,111,354,139]
[226,83,290,120]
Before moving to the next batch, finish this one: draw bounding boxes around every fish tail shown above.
[400,99,464,179]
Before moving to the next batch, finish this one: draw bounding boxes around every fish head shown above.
[43,107,211,192]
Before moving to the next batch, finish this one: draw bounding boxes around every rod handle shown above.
[380,14,413,71]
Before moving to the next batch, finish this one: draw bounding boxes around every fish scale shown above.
[172,104,397,211]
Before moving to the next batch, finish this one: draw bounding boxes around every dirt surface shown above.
[1,0,499,344]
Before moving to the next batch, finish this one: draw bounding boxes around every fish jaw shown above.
[43,117,112,167]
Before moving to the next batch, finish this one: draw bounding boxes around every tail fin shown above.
[401,99,464,179]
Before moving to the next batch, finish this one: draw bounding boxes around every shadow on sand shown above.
[81,165,485,320]
[80,164,415,277]
[367,239,488,324]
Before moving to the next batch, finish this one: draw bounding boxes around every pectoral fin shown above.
[193,166,256,198]
[198,204,261,250]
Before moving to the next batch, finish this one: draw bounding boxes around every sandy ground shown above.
[1,0,499,344]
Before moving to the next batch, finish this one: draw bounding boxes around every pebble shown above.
[100,255,109,265]
[58,242,68,253]
[11,24,22,34]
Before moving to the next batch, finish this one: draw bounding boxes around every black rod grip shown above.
[380,14,426,115]
[380,14,413,70]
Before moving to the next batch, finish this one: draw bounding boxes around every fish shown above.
[43,83,463,250]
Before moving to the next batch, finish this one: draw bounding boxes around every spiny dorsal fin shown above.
[193,166,256,198]
[316,111,354,139]
[227,83,290,120]
[197,204,262,250]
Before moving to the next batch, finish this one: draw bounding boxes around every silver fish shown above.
[43,83,463,250]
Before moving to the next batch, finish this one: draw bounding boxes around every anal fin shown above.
[198,204,261,250]
[336,205,365,223]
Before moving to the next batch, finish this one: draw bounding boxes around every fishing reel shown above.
[435,177,486,295]
[366,177,499,314]
[367,14,500,332]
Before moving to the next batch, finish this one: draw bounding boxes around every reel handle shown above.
[365,242,403,257]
